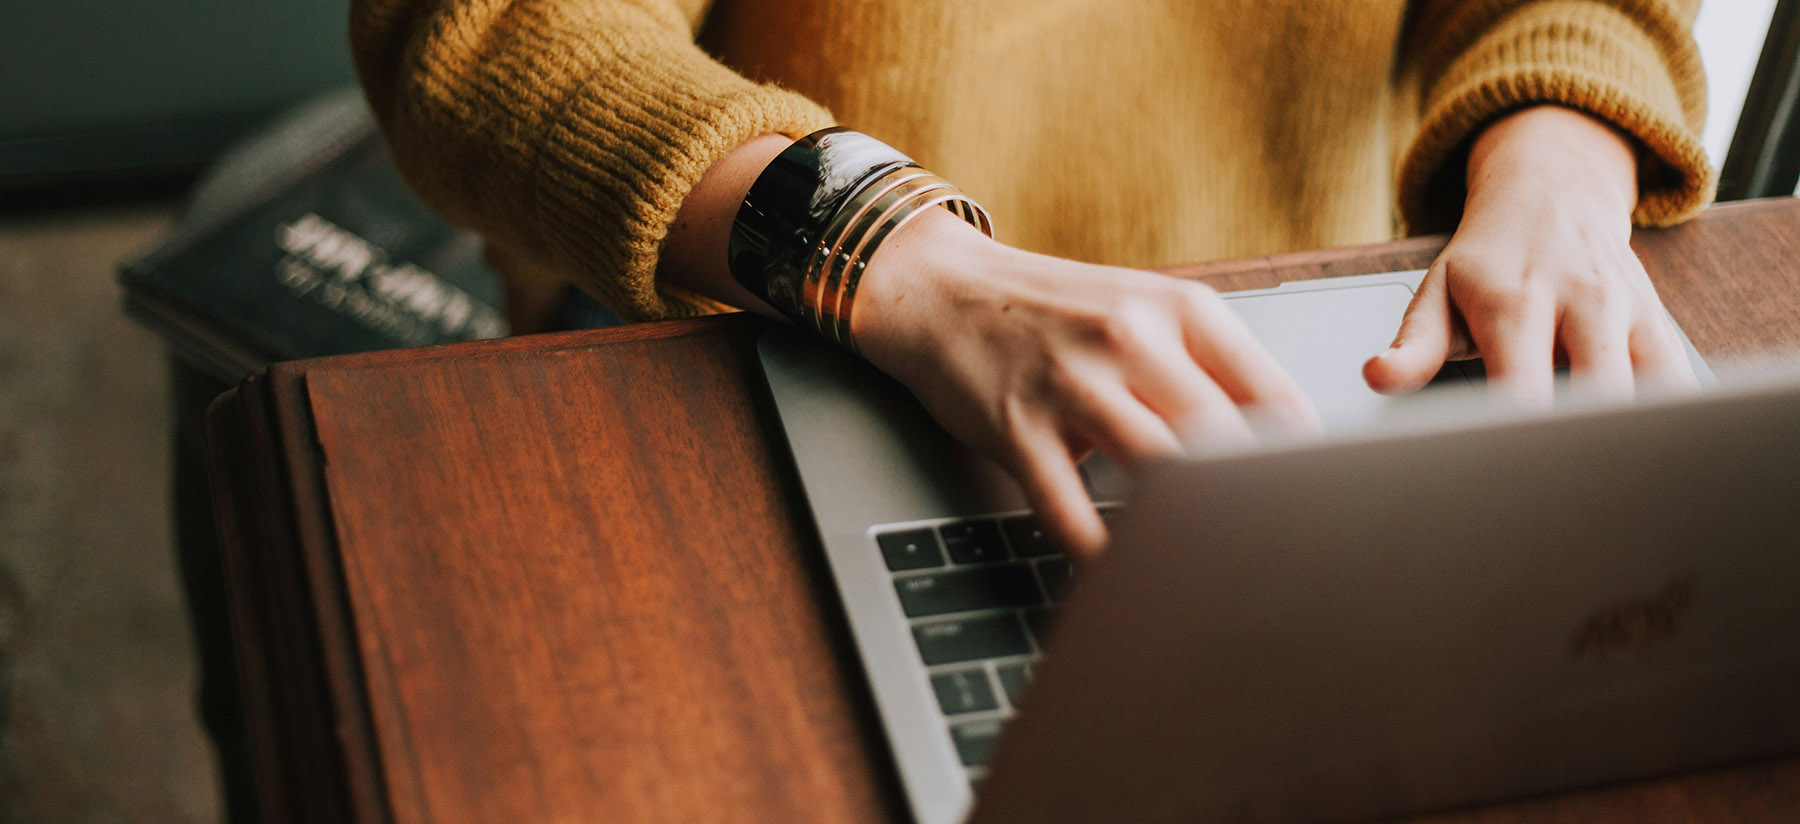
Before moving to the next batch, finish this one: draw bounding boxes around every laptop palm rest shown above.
[759,332,1029,530]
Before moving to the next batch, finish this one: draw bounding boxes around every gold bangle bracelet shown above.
[812,175,958,345]
[729,128,992,345]
[806,171,949,337]
[833,190,983,351]
[798,165,992,351]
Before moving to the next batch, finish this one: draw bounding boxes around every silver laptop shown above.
[756,271,1794,823]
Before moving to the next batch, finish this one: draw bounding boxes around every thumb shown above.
[1364,268,1454,395]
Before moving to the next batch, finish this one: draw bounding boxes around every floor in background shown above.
[0,204,219,824]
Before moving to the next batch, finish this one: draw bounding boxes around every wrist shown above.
[851,205,1007,367]
[726,128,992,350]
[1466,105,1638,217]
[660,134,795,314]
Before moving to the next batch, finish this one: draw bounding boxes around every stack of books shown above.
[120,108,507,381]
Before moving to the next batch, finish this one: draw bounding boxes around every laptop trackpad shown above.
[1225,281,1456,432]
[1084,278,1440,503]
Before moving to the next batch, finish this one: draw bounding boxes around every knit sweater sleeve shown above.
[350,0,835,320]
[1396,0,1715,234]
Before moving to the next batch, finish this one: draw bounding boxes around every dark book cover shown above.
[120,128,507,383]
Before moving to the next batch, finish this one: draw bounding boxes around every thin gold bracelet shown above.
[800,166,992,352]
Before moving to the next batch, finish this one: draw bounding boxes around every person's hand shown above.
[852,208,1320,559]
[1364,105,1699,404]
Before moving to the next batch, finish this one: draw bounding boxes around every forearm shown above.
[657,132,997,336]
[655,134,794,319]
[350,0,833,321]
[1397,0,1710,233]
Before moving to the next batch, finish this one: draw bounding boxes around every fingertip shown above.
[1265,374,1325,434]
[1363,346,1434,396]
[1361,348,1395,391]
[1035,493,1107,560]
[1372,270,1456,394]
[1006,440,1109,558]
[1628,318,1704,398]
[1062,511,1110,562]
[1287,396,1325,435]
[1242,395,1323,440]
[1172,403,1260,457]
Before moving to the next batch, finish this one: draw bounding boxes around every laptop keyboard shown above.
[873,508,1112,783]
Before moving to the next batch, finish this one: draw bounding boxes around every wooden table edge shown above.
[207,371,395,824]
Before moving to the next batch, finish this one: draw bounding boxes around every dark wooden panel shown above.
[295,321,904,823]
[209,372,394,824]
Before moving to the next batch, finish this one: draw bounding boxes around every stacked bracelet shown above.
[728,128,992,352]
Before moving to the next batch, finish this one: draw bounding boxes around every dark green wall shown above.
[0,0,355,181]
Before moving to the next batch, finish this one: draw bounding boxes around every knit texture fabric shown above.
[352,0,1713,322]
[1401,0,1712,232]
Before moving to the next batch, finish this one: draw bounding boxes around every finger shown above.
[1062,382,1186,467]
[1609,252,1701,395]
[1176,289,1322,431]
[1559,308,1635,403]
[1466,291,1557,408]
[1122,344,1265,448]
[1169,387,1259,457]
[1628,311,1702,395]
[1365,264,1456,395]
[1002,424,1107,559]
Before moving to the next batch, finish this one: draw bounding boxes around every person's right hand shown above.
[851,208,1320,559]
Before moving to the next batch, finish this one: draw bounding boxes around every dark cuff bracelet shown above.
[728,127,992,351]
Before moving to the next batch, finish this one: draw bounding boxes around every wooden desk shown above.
[208,198,1800,824]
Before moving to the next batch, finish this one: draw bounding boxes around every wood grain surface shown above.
[210,198,1800,824]
[303,325,906,824]
[1163,197,1800,362]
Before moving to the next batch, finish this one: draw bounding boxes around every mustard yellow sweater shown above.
[351,0,1713,322]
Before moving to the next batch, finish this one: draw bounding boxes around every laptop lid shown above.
[972,367,1800,823]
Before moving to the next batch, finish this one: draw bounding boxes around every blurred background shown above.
[1,3,355,822]
[0,1,1791,822]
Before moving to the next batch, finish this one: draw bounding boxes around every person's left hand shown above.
[1363,105,1699,404]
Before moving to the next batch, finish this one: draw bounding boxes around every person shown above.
[350,0,1714,555]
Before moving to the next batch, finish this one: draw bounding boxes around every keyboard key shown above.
[951,719,1005,767]
[913,615,1031,665]
[1022,607,1059,648]
[1036,557,1074,602]
[1000,515,1058,558]
[894,564,1044,618]
[877,528,946,571]
[939,519,1007,565]
[930,668,999,715]
[996,662,1033,708]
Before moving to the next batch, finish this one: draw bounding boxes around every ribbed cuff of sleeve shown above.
[1398,2,1715,235]
[535,46,835,322]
